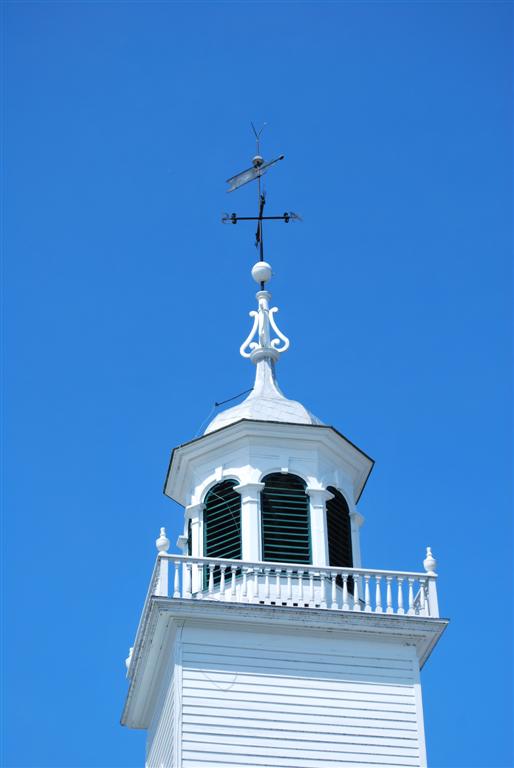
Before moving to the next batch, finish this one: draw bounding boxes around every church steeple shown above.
[121,136,447,768]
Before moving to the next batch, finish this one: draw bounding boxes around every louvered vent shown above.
[326,486,353,590]
[204,480,241,584]
[261,473,311,564]
[204,480,241,559]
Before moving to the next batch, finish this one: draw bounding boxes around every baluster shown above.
[320,572,328,609]
[386,576,393,613]
[375,575,383,613]
[286,569,293,603]
[208,563,215,596]
[253,567,260,602]
[264,568,271,602]
[397,577,405,614]
[419,578,426,615]
[353,574,361,611]
[364,574,371,612]
[298,570,304,604]
[309,571,315,605]
[331,573,338,609]
[247,568,251,603]
[407,577,415,615]
[342,574,349,610]
[173,561,181,598]
[242,568,248,601]
[275,568,282,602]
[185,562,192,599]
[219,565,226,599]
[196,564,203,599]
[230,566,236,601]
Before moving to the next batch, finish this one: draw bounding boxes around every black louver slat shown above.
[203,480,241,585]
[261,473,311,564]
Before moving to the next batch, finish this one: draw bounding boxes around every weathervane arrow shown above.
[222,124,301,270]
[226,154,285,193]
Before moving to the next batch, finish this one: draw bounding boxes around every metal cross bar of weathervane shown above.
[221,123,302,265]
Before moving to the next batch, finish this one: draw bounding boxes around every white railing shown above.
[149,541,440,619]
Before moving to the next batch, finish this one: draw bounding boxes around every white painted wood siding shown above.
[146,641,176,768]
[178,624,426,768]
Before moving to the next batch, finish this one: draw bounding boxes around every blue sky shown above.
[2,1,512,767]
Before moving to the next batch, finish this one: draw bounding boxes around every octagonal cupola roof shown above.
[204,259,322,434]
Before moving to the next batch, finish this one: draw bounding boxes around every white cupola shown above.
[164,256,373,592]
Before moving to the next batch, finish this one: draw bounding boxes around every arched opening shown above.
[326,486,353,590]
[203,480,242,583]
[261,473,311,564]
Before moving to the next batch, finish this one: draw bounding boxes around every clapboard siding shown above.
[179,629,426,768]
[182,745,421,768]
[182,708,418,732]
[146,645,176,768]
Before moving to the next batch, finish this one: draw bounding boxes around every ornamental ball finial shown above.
[251,260,272,285]
[156,526,170,553]
[423,546,437,574]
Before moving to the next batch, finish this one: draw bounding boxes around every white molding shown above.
[233,481,265,497]
[184,502,204,519]
[173,621,184,768]
[164,420,373,507]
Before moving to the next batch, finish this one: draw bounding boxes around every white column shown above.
[306,488,333,567]
[234,482,265,561]
[186,502,204,594]
[349,508,365,568]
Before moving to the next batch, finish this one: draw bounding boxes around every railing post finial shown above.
[423,546,437,575]
[156,526,170,554]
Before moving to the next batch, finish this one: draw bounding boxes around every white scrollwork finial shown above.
[240,261,290,363]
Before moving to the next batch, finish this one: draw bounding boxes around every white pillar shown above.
[349,508,365,568]
[235,482,265,562]
[306,488,333,567]
[186,502,204,593]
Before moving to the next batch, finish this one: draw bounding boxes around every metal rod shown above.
[225,215,292,222]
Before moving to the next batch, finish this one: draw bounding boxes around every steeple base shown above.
[122,598,447,768]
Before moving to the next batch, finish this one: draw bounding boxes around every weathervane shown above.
[222,125,295,365]
[222,124,301,284]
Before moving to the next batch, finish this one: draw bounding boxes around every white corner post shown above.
[186,502,204,594]
[155,527,170,597]
[235,482,265,561]
[423,547,439,618]
[349,507,365,568]
[306,488,332,567]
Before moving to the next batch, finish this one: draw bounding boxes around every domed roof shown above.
[205,358,323,434]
